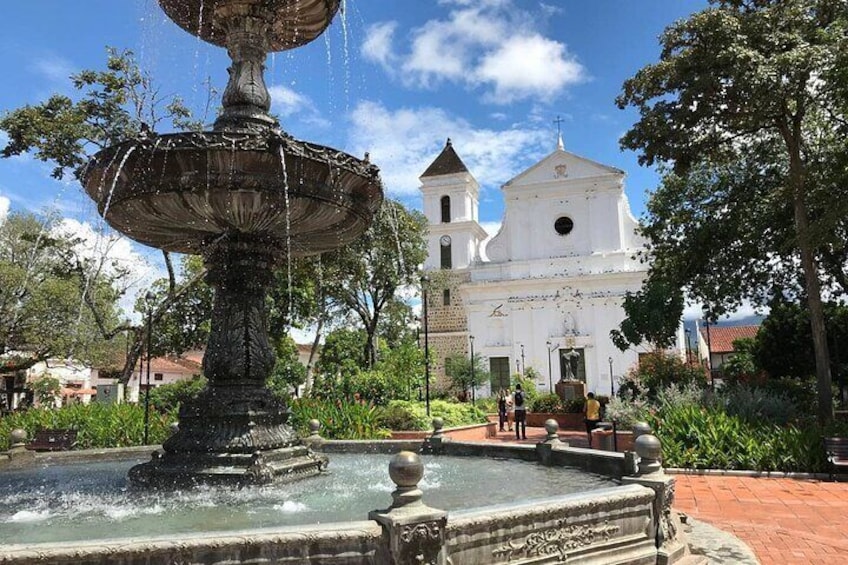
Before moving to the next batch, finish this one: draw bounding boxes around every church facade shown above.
[419,138,650,398]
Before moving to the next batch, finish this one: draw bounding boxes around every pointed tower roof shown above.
[420,138,470,178]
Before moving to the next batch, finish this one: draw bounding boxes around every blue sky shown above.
[0,0,722,317]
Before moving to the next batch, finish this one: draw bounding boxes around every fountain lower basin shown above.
[0,453,613,545]
[0,437,694,565]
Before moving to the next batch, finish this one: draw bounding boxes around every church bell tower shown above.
[419,139,488,270]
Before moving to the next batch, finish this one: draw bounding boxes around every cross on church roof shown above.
[553,115,565,150]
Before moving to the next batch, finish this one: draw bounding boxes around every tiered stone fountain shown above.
[82,0,383,486]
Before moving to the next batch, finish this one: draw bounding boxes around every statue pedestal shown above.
[555,380,586,403]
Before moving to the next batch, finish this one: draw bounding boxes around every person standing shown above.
[513,384,527,440]
[506,388,515,431]
[497,389,507,432]
[584,392,601,447]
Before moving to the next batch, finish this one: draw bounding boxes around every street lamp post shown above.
[703,306,713,390]
[520,344,525,375]
[546,341,557,393]
[421,276,431,416]
[143,291,154,445]
[608,356,614,397]
[469,335,475,406]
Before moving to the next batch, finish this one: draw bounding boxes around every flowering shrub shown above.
[289,398,390,440]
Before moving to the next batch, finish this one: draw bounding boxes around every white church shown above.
[419,137,651,398]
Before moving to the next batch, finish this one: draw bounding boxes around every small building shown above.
[125,356,202,403]
[26,358,94,407]
[696,323,760,374]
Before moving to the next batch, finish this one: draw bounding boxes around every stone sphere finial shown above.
[632,421,652,439]
[634,433,663,475]
[389,451,424,489]
[544,419,560,441]
[308,419,322,437]
[10,428,27,447]
[431,417,444,438]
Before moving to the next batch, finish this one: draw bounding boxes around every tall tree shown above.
[616,0,848,424]
[321,199,428,367]
[0,48,205,383]
[0,212,122,369]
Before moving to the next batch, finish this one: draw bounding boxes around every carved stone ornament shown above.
[658,481,678,546]
[554,163,568,178]
[489,304,507,318]
[398,520,444,565]
[493,520,619,561]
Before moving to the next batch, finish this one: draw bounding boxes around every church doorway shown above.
[558,349,586,382]
[489,357,511,392]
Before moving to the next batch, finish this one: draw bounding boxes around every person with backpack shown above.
[513,383,527,440]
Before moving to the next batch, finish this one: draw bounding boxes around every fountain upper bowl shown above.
[158,0,342,52]
[81,129,383,256]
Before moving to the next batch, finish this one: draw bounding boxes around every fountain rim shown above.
[81,129,381,184]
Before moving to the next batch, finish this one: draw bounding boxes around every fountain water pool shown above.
[0,453,614,545]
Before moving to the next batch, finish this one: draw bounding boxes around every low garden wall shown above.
[526,412,584,429]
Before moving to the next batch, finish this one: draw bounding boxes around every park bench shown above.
[823,437,848,480]
[25,429,77,452]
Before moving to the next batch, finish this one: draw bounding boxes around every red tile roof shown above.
[137,356,202,375]
[701,325,760,353]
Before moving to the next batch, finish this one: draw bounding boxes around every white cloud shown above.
[683,300,765,322]
[52,219,165,320]
[30,55,76,84]
[363,1,585,103]
[476,35,585,103]
[361,21,398,69]
[268,85,330,128]
[347,100,551,196]
[0,195,9,224]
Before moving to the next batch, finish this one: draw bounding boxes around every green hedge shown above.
[0,403,173,451]
[376,400,487,431]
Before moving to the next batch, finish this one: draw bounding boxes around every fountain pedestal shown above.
[83,0,381,487]
[130,240,327,486]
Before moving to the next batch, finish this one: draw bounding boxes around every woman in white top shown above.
[506,389,515,431]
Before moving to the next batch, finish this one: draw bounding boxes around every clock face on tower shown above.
[440,235,452,247]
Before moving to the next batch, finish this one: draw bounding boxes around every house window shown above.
[554,216,574,235]
[441,195,451,223]
[443,289,451,306]
[440,235,452,269]
[489,357,511,391]
[154,373,164,381]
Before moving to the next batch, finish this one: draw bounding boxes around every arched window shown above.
[440,235,452,269]
[443,289,451,306]
[440,195,451,223]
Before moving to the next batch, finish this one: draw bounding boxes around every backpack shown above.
[514,391,524,407]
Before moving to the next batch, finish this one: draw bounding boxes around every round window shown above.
[554,216,574,235]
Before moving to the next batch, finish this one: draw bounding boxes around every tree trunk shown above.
[304,314,325,395]
[788,136,833,426]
